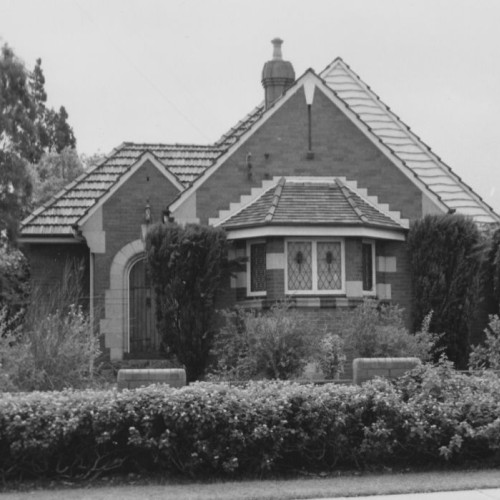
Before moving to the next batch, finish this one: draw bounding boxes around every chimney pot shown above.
[271,38,283,60]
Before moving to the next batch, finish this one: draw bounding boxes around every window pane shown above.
[250,243,266,292]
[288,241,312,290]
[317,241,342,290]
[362,243,373,291]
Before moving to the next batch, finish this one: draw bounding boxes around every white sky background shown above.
[1,0,500,212]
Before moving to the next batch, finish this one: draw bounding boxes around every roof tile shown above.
[21,105,265,236]
[218,178,406,231]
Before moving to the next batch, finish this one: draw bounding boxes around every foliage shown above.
[146,222,230,382]
[0,46,76,242]
[0,262,100,392]
[210,302,316,381]
[480,225,500,317]
[317,333,346,379]
[335,299,440,361]
[0,45,35,241]
[28,147,85,208]
[407,214,483,368]
[0,45,38,161]
[469,315,500,370]
[28,58,76,156]
[80,151,107,170]
[1,365,500,481]
[0,244,30,324]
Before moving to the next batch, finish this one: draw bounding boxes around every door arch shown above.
[128,257,160,356]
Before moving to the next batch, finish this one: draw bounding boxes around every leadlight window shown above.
[249,242,266,295]
[362,242,375,293]
[287,239,344,293]
[317,241,342,290]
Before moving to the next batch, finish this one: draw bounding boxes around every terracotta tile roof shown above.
[21,105,266,237]
[320,58,500,224]
[215,177,407,231]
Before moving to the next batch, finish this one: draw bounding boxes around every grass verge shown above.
[1,468,500,500]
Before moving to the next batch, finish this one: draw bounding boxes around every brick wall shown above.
[22,242,90,309]
[196,88,424,224]
[377,240,412,328]
[94,160,180,314]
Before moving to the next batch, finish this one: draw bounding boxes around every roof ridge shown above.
[122,142,219,149]
[335,178,369,223]
[265,177,286,223]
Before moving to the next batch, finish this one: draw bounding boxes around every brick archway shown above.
[100,239,144,360]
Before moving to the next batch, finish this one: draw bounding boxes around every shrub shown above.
[407,214,483,368]
[1,365,500,481]
[335,299,439,361]
[480,226,500,317]
[0,304,100,392]
[469,315,500,370]
[0,245,30,326]
[210,302,316,380]
[146,222,230,382]
[0,263,100,392]
[316,333,346,378]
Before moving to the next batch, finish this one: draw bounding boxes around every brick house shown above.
[20,39,500,361]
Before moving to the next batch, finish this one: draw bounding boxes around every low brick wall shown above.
[117,368,186,390]
[353,357,420,385]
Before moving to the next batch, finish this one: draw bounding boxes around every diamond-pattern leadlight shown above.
[287,241,312,290]
[317,242,342,290]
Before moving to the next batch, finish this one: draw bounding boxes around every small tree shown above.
[146,222,229,382]
[407,214,482,368]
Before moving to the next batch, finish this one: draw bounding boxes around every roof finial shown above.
[271,38,283,60]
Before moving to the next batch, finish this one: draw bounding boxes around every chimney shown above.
[261,38,295,109]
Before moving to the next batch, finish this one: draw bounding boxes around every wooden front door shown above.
[129,258,160,356]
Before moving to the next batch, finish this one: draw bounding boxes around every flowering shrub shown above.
[1,364,500,481]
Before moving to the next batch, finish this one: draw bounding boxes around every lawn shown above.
[2,468,500,500]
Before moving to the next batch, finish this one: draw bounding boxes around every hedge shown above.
[1,363,500,480]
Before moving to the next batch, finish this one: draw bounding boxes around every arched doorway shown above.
[128,258,160,356]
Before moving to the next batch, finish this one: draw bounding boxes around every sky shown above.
[1,0,500,213]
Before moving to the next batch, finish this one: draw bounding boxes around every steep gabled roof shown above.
[20,57,499,239]
[20,105,265,237]
[211,177,408,232]
[320,58,499,224]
